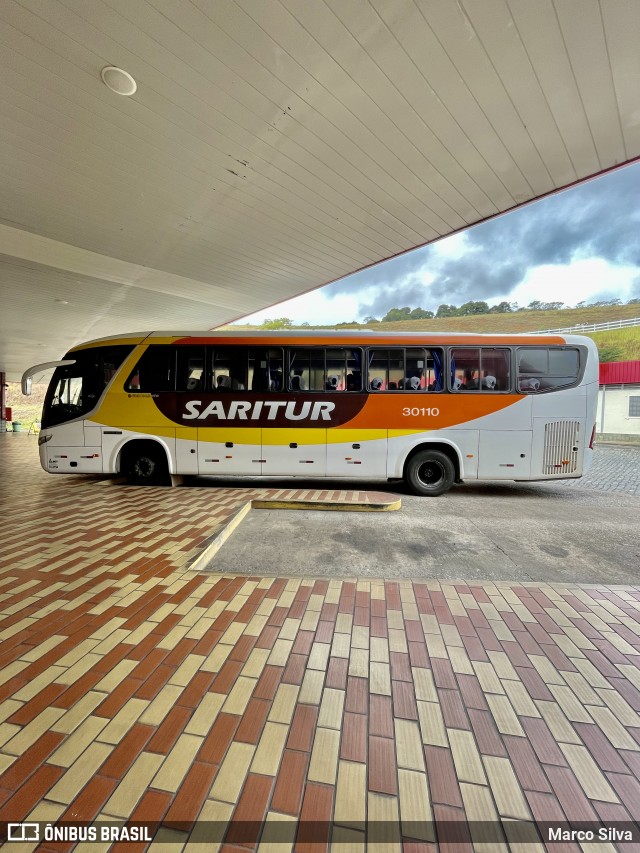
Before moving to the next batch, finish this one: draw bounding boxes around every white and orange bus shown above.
[22,330,599,496]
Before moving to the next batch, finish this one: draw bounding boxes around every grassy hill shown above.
[229,303,640,361]
[227,302,638,333]
[587,328,640,362]
[358,302,640,333]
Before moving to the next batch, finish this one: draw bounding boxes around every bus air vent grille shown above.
[543,421,580,475]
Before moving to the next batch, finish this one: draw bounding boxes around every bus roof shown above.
[68,329,595,351]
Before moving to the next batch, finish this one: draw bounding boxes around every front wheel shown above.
[122,442,170,486]
[405,449,455,497]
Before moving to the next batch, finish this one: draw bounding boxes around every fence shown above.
[532,317,640,335]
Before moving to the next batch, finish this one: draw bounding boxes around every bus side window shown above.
[211,347,249,391]
[125,346,175,393]
[249,348,283,391]
[288,348,324,391]
[326,348,362,391]
[426,349,444,391]
[176,347,205,392]
[450,348,479,391]
[451,347,510,391]
[480,347,510,391]
[517,347,580,392]
[368,349,429,391]
[368,349,401,390]
[405,348,427,391]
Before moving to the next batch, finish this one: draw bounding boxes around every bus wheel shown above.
[405,449,455,497]
[123,442,170,486]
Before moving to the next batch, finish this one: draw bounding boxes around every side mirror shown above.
[21,359,75,397]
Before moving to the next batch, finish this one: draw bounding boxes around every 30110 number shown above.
[402,407,440,417]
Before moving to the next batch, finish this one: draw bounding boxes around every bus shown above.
[22,330,599,496]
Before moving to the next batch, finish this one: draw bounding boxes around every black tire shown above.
[405,449,455,497]
[123,442,170,486]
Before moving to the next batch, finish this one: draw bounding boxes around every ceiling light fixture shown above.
[100,66,137,96]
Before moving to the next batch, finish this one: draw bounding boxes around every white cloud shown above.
[505,260,638,308]
[430,231,469,260]
[236,257,637,327]
[237,290,362,326]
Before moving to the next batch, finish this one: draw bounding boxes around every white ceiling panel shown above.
[0,0,638,378]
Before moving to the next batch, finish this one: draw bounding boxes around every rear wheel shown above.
[405,449,455,497]
[122,442,170,486]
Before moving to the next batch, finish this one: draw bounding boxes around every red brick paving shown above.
[2,436,640,847]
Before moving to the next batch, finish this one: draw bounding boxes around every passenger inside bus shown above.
[217,375,245,391]
[346,373,361,391]
[251,369,270,391]
[290,371,307,391]
[463,369,479,389]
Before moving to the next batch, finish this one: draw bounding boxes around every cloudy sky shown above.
[237,160,640,325]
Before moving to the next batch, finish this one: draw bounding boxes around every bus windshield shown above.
[42,345,134,428]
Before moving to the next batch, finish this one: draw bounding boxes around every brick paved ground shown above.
[556,444,640,497]
[1,436,640,851]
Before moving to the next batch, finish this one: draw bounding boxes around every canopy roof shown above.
[1,0,638,379]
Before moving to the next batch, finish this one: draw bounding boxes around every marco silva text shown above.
[547,826,634,842]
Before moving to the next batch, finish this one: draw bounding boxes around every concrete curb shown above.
[187,492,401,572]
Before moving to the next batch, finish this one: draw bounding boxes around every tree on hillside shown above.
[488,301,513,313]
[261,317,293,329]
[410,307,434,319]
[577,299,624,309]
[459,300,489,315]
[363,315,380,324]
[381,307,412,322]
[436,304,459,318]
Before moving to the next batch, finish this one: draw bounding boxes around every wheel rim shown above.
[416,460,445,488]
[134,456,155,479]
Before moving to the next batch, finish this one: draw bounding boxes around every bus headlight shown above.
[38,434,53,446]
